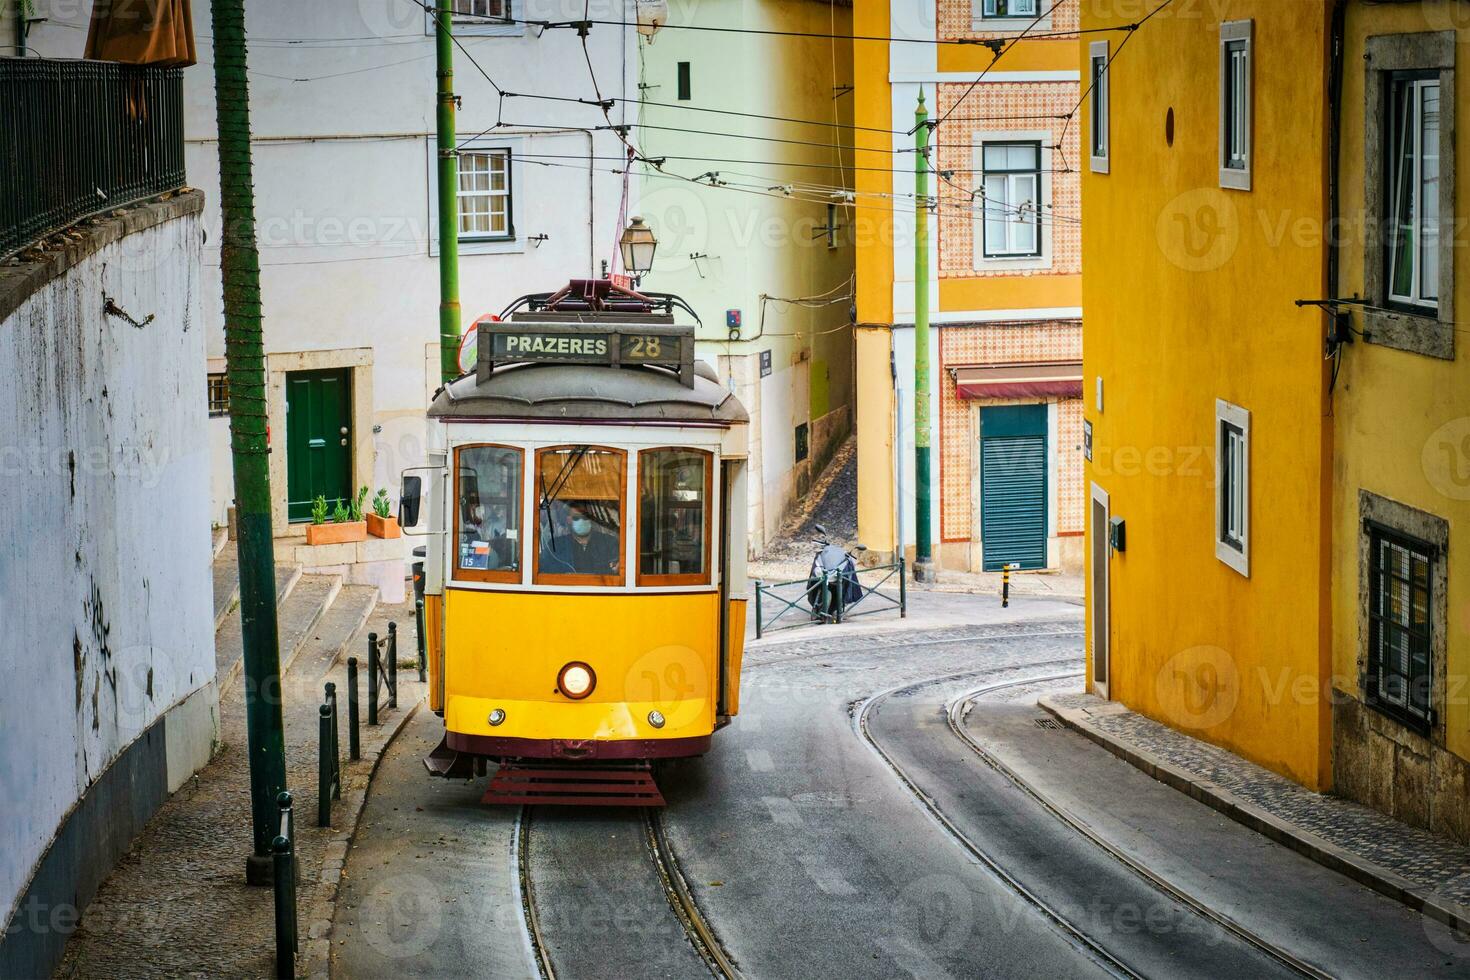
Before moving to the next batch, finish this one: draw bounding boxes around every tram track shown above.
[516,804,740,980]
[944,683,1327,980]
[852,661,1144,980]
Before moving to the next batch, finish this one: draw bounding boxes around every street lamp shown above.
[619,216,658,279]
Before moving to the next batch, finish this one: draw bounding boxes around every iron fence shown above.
[1,58,186,258]
[753,558,907,638]
[367,623,398,726]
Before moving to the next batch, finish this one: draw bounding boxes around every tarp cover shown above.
[954,361,1083,400]
[86,0,197,67]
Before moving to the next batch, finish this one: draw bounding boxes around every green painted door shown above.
[980,404,1048,571]
[286,369,352,521]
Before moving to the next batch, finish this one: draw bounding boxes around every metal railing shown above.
[367,623,398,725]
[318,683,342,828]
[753,558,907,638]
[271,792,298,980]
[1,58,186,259]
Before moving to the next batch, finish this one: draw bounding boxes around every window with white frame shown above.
[980,141,1042,258]
[1089,41,1110,173]
[453,0,508,21]
[1219,20,1253,189]
[458,149,513,240]
[1215,399,1250,577]
[1387,74,1441,311]
[981,0,1037,17]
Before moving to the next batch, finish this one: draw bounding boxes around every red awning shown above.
[954,361,1083,400]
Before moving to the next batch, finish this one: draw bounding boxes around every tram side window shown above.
[456,446,522,579]
[536,446,625,585]
[639,449,710,584]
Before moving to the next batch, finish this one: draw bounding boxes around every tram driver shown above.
[540,502,620,575]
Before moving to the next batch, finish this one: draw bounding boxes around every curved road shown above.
[333,599,1464,978]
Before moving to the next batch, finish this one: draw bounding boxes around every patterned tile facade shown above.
[935,81,1082,278]
[938,321,1084,542]
[937,0,1081,40]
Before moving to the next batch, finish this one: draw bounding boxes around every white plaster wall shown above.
[30,1,640,529]
[0,212,217,929]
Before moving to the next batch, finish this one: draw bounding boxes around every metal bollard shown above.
[387,621,399,709]
[318,703,333,828]
[415,599,427,683]
[272,791,297,980]
[1002,563,1012,608]
[325,682,340,800]
[898,557,908,618]
[754,580,763,639]
[347,657,361,760]
[368,631,379,726]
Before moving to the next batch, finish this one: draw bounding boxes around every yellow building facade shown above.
[1080,0,1335,789]
[1084,0,1470,840]
[854,0,1086,575]
[1331,1,1470,842]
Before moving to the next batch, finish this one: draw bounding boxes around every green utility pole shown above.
[913,90,934,583]
[14,0,27,57]
[210,0,288,884]
[435,0,462,384]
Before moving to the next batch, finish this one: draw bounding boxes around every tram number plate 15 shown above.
[620,334,670,361]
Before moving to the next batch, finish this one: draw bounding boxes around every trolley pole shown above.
[210,0,288,885]
[913,91,935,584]
[435,0,462,384]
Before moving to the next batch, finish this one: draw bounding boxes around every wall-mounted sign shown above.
[759,349,772,377]
[478,321,696,387]
[1083,418,1093,461]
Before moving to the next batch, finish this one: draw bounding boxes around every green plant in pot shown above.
[366,486,401,539]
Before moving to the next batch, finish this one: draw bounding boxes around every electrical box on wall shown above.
[726,308,742,341]
[1109,516,1126,553]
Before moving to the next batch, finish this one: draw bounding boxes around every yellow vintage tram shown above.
[401,281,750,804]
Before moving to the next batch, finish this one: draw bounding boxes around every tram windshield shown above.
[456,446,522,576]
[639,449,710,583]
[536,446,625,584]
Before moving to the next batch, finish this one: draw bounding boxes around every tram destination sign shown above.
[477,320,696,388]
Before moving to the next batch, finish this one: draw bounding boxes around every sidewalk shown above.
[55,601,425,980]
[748,558,1084,602]
[1041,691,1470,935]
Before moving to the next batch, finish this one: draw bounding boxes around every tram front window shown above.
[456,446,522,579]
[536,446,625,584]
[639,449,711,584]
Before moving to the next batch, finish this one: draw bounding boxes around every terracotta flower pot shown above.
[366,513,401,539]
[305,521,367,545]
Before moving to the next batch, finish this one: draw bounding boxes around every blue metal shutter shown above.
[980,406,1047,571]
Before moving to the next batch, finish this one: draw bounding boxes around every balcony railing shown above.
[1,58,186,259]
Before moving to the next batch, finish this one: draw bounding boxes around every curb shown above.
[300,695,424,980]
[1039,695,1470,937]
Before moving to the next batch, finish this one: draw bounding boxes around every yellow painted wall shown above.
[939,273,1082,312]
[1333,2,1470,764]
[1081,0,1334,788]
[854,0,897,553]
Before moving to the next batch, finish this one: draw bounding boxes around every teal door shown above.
[980,404,1047,571]
[286,369,352,521]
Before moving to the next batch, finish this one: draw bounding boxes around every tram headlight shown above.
[557,662,596,700]
[647,710,666,729]
[488,708,506,726]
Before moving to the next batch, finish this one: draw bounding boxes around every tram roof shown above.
[428,360,749,426]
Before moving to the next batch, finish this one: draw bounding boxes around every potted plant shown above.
[366,487,400,539]
[305,489,368,545]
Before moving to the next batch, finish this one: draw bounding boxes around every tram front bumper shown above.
[444,695,715,760]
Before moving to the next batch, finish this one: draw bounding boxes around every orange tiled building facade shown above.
[853,0,1085,574]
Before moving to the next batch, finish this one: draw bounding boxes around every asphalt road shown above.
[331,597,1462,978]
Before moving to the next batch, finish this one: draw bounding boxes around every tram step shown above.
[482,763,666,807]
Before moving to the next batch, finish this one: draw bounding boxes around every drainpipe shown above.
[1327,0,1346,304]
[13,0,26,57]
[912,90,935,583]
[435,0,461,384]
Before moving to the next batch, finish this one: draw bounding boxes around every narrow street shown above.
[331,597,1464,979]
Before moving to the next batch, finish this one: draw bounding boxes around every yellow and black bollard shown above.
[1001,563,1012,607]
